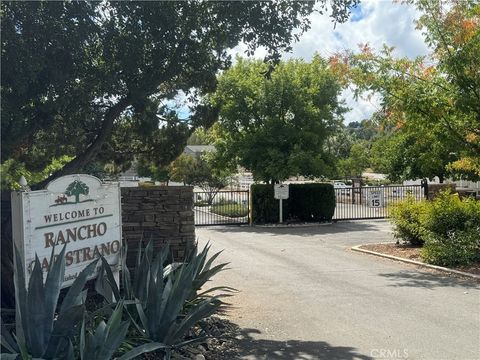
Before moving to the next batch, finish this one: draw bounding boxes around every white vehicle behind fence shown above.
[333,182,351,195]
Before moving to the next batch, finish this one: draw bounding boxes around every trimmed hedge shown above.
[289,183,336,222]
[251,183,335,224]
[211,204,249,218]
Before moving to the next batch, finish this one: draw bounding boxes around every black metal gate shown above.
[333,185,423,220]
[194,190,250,226]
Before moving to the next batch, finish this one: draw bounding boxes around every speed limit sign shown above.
[367,189,384,208]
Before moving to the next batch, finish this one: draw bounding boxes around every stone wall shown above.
[427,183,456,200]
[121,186,195,269]
[1,186,196,307]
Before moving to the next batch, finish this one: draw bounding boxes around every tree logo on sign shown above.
[51,180,93,206]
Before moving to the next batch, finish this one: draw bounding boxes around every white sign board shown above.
[367,189,385,208]
[11,174,122,288]
[274,184,289,200]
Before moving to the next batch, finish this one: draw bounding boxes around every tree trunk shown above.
[33,97,131,189]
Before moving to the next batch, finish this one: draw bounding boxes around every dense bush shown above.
[289,183,335,222]
[251,183,335,224]
[389,191,480,266]
[421,192,480,266]
[211,204,249,218]
[389,196,429,245]
[421,227,480,267]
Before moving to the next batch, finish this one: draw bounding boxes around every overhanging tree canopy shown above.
[1,0,359,188]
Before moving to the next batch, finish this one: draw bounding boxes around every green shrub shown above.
[251,183,335,224]
[422,192,480,239]
[420,192,480,266]
[194,200,209,207]
[215,198,237,205]
[421,227,480,267]
[389,197,429,245]
[211,204,248,217]
[289,183,335,222]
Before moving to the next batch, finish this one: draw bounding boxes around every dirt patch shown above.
[359,243,480,276]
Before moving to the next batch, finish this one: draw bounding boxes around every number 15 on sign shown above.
[368,190,384,208]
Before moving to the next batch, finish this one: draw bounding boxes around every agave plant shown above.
[95,241,232,360]
[185,241,233,301]
[1,245,98,359]
[79,300,165,360]
[0,244,165,360]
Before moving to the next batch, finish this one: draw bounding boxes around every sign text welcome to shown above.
[12,174,122,287]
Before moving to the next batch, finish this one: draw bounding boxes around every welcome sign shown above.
[11,174,122,288]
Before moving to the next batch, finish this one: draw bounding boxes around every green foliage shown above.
[136,158,170,183]
[389,197,429,245]
[421,227,480,267]
[421,192,480,239]
[79,301,164,360]
[1,1,357,185]
[251,183,335,224]
[251,184,282,224]
[289,184,336,222]
[1,245,97,359]
[169,153,230,204]
[336,141,370,179]
[0,157,73,190]
[210,56,345,183]
[338,0,480,181]
[211,204,249,218]
[168,154,196,185]
[389,191,480,266]
[96,241,231,357]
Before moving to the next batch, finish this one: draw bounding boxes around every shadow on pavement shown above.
[236,328,373,360]
[198,221,388,238]
[201,317,373,360]
[378,270,480,289]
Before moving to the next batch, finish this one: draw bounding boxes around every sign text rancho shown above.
[12,174,122,287]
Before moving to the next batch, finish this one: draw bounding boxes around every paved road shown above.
[196,221,480,360]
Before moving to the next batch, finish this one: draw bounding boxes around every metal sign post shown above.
[274,184,289,223]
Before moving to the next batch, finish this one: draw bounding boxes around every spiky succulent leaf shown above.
[27,255,47,357]
[60,259,98,315]
[43,246,66,345]
[95,256,121,302]
[13,244,28,351]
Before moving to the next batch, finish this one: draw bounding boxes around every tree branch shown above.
[34,96,131,189]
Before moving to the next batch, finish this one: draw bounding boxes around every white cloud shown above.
[232,0,431,124]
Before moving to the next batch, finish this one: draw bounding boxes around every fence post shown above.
[421,178,428,199]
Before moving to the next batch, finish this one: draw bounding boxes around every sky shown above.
[232,0,431,124]
[173,0,431,124]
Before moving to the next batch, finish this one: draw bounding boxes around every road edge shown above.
[351,245,480,280]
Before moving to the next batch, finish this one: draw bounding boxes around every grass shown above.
[211,204,248,218]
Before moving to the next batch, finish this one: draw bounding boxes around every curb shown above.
[351,245,480,280]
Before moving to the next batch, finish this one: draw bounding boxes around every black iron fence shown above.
[193,185,424,225]
[194,190,249,226]
[333,185,424,220]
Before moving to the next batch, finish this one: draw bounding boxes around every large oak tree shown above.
[1,0,358,188]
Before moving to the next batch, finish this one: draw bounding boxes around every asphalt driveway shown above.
[196,220,480,360]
